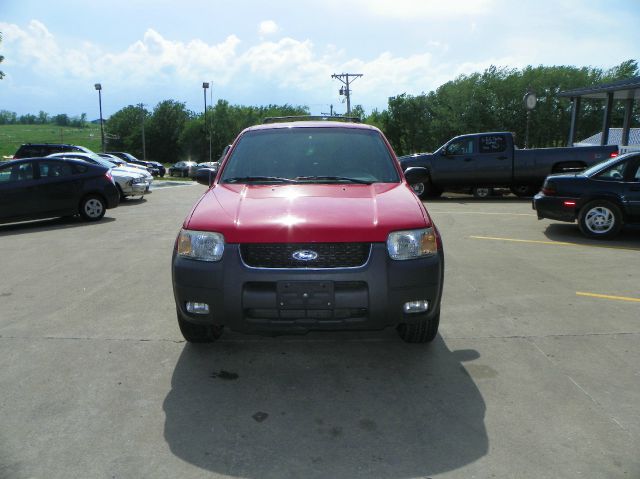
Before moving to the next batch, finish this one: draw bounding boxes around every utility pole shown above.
[331,73,362,116]
[138,103,147,161]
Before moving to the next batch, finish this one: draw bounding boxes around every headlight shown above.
[387,227,438,260]
[177,230,224,262]
[132,177,145,184]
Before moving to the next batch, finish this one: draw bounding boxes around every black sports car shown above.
[533,152,640,239]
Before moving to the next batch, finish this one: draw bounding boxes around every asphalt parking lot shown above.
[1,184,638,479]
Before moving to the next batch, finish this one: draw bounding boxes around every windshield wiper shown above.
[223,176,299,184]
[295,175,373,185]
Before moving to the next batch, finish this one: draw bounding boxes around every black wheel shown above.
[510,185,538,197]
[472,187,493,198]
[79,195,106,221]
[177,310,223,343]
[412,182,443,199]
[578,200,623,239]
[396,311,440,343]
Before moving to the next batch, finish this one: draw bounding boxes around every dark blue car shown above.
[533,152,640,239]
[0,157,120,224]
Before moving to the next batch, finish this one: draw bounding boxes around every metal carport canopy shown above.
[559,76,640,147]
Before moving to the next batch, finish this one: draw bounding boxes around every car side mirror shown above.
[404,167,429,185]
[195,168,216,186]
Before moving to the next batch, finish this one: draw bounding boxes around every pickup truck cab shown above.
[171,119,444,343]
[400,132,618,198]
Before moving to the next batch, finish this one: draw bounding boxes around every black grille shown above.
[240,243,371,268]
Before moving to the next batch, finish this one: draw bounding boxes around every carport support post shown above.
[567,97,581,146]
[621,98,634,147]
[600,92,614,146]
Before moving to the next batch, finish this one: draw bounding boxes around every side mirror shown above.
[404,167,429,185]
[195,168,216,186]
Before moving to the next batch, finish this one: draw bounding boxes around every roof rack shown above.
[262,115,361,124]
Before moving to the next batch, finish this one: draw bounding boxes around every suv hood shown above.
[186,183,431,243]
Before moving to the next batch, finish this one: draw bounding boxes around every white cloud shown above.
[258,20,279,36]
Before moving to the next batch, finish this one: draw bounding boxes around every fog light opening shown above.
[403,300,429,314]
[186,301,210,314]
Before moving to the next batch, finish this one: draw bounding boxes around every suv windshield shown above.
[220,127,399,184]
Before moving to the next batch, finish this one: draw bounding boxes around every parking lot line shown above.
[469,235,640,252]
[576,292,640,303]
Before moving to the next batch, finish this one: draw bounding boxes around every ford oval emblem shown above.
[292,250,318,261]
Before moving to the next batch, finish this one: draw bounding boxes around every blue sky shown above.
[1,0,638,119]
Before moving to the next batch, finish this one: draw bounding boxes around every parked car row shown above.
[168,161,219,178]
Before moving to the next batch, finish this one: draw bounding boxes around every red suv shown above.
[171,119,444,343]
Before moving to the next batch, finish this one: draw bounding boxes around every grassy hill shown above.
[0,124,103,159]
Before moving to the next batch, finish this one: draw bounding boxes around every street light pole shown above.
[94,83,105,152]
[523,89,537,149]
[139,103,147,161]
[209,80,213,162]
[202,82,211,160]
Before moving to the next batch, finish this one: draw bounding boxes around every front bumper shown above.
[121,182,147,197]
[172,244,444,334]
[533,193,578,222]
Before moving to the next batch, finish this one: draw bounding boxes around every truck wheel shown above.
[510,185,538,197]
[177,310,223,343]
[396,311,440,343]
[578,200,623,239]
[472,187,493,198]
[412,182,442,199]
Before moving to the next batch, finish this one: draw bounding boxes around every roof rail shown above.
[262,115,361,124]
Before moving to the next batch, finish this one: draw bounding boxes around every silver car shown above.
[47,152,148,200]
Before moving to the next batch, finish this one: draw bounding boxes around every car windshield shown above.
[220,127,399,184]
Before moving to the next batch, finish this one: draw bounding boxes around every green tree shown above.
[37,111,49,124]
[106,105,148,156]
[146,100,191,163]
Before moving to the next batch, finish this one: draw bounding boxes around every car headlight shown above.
[387,227,438,260]
[132,177,145,184]
[177,229,224,262]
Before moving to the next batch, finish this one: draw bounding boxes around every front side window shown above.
[221,127,399,183]
[446,138,474,156]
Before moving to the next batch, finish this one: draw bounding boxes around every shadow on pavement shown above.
[163,332,488,478]
[543,223,640,248]
[0,215,116,236]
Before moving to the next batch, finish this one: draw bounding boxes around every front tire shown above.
[412,182,443,199]
[79,195,106,221]
[396,311,440,343]
[578,200,623,239]
[177,311,223,343]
